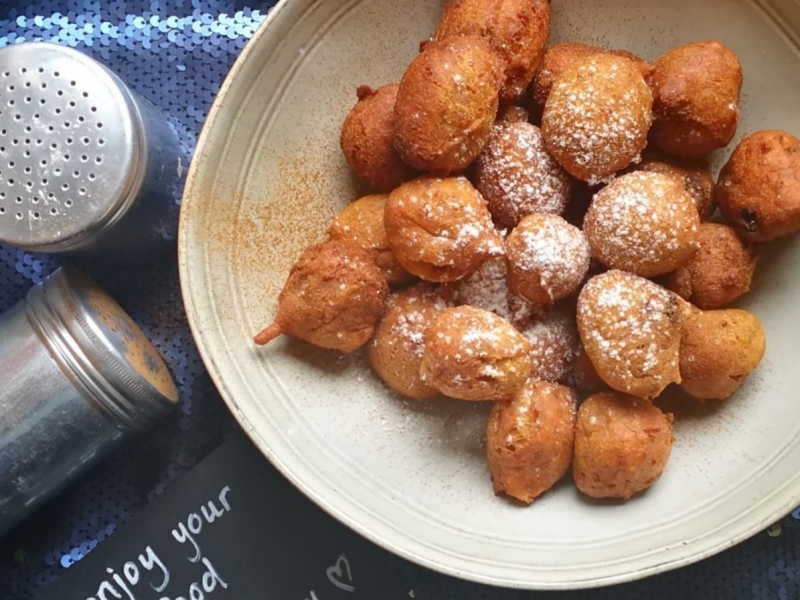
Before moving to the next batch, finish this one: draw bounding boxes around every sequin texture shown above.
[0,1,268,597]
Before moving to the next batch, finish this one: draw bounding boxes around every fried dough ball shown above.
[394,36,504,173]
[573,344,606,392]
[328,194,413,286]
[573,392,674,500]
[419,306,532,401]
[384,176,504,282]
[679,309,766,400]
[506,213,591,304]
[530,43,597,118]
[254,240,389,352]
[519,308,579,384]
[666,223,759,310]
[577,270,691,399]
[542,54,653,184]
[496,103,530,124]
[474,121,572,228]
[583,172,700,277]
[455,257,545,327]
[367,283,453,399]
[529,43,652,117]
[487,380,577,504]
[648,40,742,157]
[340,84,416,191]
[716,130,800,242]
[627,151,716,220]
[432,0,550,101]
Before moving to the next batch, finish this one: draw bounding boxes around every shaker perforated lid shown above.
[0,43,144,251]
[26,268,178,432]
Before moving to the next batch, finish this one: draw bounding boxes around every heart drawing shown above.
[326,554,355,593]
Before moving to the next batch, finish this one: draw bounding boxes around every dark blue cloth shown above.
[0,1,797,598]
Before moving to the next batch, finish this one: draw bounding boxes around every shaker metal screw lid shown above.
[0,43,144,251]
[26,268,179,432]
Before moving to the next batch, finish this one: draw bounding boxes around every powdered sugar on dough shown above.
[456,257,545,325]
[542,55,652,184]
[577,270,688,398]
[584,171,700,277]
[520,309,580,383]
[507,214,591,303]
[385,176,504,280]
[475,122,572,227]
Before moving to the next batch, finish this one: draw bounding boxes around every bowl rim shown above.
[178,0,800,589]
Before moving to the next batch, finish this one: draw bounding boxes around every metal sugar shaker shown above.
[0,42,182,258]
[0,267,179,535]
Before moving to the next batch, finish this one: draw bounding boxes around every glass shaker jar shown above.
[0,267,178,535]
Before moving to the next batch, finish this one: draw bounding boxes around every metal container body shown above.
[120,91,182,255]
[69,91,182,259]
[0,299,122,536]
[0,267,177,535]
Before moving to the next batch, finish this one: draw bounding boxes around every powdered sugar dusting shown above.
[508,214,591,302]
[456,257,514,321]
[456,257,546,327]
[382,284,452,358]
[455,308,528,354]
[387,176,504,274]
[420,306,532,397]
[531,42,598,109]
[520,309,580,383]
[368,285,455,399]
[584,171,700,276]
[508,292,547,327]
[475,122,572,227]
[391,307,428,357]
[431,307,530,356]
[542,55,652,183]
[577,270,685,397]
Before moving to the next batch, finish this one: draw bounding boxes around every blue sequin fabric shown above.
[0,1,797,599]
[0,0,268,596]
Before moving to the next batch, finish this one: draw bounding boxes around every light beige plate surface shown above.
[179,0,800,589]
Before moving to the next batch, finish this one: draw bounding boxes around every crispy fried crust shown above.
[394,36,504,173]
[573,392,674,500]
[420,306,532,401]
[666,222,758,309]
[340,84,417,191]
[487,380,577,504]
[679,309,766,400]
[648,40,742,157]
[716,129,800,242]
[433,0,550,101]
[529,43,652,119]
[328,194,414,286]
[626,149,716,220]
[367,283,453,399]
[254,240,389,353]
[384,176,504,282]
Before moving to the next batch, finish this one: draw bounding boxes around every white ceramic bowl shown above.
[179,0,800,589]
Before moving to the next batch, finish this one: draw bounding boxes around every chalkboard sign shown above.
[36,432,430,600]
[32,427,793,600]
